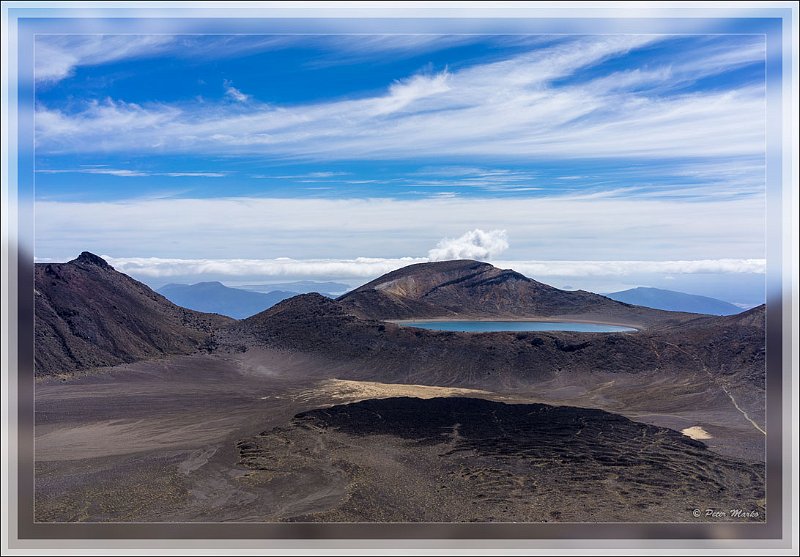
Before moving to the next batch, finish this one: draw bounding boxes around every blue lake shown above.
[398,321,637,333]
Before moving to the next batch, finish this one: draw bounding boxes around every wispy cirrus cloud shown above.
[34,35,304,84]
[374,70,452,115]
[33,34,496,85]
[575,36,764,95]
[35,168,227,178]
[299,34,512,68]
[34,35,766,161]
[34,35,176,83]
[675,36,765,80]
[161,172,227,178]
[224,80,250,102]
[254,171,350,180]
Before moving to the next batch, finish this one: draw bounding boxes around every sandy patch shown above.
[681,425,713,440]
[299,379,494,403]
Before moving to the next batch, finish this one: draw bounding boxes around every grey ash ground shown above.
[34,351,766,523]
[33,254,767,523]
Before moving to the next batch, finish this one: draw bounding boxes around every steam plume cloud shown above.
[428,229,509,261]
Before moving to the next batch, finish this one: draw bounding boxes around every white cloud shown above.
[37,168,149,177]
[581,37,764,96]
[33,34,488,85]
[305,35,490,67]
[34,35,766,160]
[257,171,349,180]
[34,35,309,85]
[224,80,250,102]
[306,171,345,178]
[428,229,508,261]
[374,71,451,115]
[162,172,226,178]
[677,37,765,78]
[35,35,176,83]
[35,98,181,147]
[496,259,766,277]
[35,168,226,178]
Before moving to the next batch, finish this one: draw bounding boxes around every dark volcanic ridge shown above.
[226,293,765,391]
[35,252,233,376]
[237,396,765,522]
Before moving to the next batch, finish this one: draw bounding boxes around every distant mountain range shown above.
[157,282,299,319]
[604,287,743,316]
[238,280,350,294]
[158,280,348,319]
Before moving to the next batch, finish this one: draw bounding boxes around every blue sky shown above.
[33,32,768,305]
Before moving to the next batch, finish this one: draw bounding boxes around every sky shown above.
[33,33,767,306]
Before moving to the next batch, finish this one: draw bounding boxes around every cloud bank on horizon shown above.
[31,30,768,304]
[34,223,766,289]
[96,254,765,281]
[35,226,765,281]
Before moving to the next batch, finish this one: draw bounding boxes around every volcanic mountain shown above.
[34,252,233,376]
[337,259,694,327]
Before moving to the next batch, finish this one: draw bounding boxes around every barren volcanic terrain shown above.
[33,254,766,523]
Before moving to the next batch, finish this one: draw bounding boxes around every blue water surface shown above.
[399,321,637,333]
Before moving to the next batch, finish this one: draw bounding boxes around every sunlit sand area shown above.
[298,378,495,403]
[681,426,713,440]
